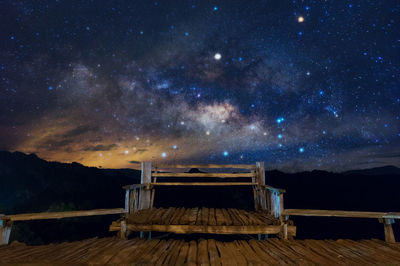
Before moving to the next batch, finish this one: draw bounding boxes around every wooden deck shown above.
[110,207,296,235]
[1,237,399,265]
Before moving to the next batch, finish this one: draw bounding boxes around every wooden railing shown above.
[0,208,125,245]
[283,209,400,243]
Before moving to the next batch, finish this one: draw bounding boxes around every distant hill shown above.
[343,165,400,176]
[0,150,140,244]
[0,150,140,214]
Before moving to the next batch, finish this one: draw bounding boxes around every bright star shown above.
[277,134,283,139]
[223,151,229,156]
[299,147,305,153]
[161,152,167,158]
[206,131,210,135]
[124,150,129,154]
[298,16,304,23]
[276,117,285,124]
[214,53,222,60]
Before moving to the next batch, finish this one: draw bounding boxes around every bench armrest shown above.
[122,183,152,190]
[262,185,286,193]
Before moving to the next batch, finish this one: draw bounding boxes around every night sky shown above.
[1,1,399,171]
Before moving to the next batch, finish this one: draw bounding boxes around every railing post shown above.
[0,218,12,245]
[382,218,396,243]
[256,162,266,210]
[139,162,152,210]
[124,189,130,214]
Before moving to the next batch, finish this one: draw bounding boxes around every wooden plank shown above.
[383,218,396,243]
[153,172,254,178]
[121,224,296,235]
[151,182,256,186]
[221,209,233,226]
[124,189,130,213]
[154,240,179,265]
[284,209,400,219]
[227,209,242,226]
[207,239,222,266]
[215,240,237,266]
[188,207,198,225]
[175,241,190,265]
[4,208,125,221]
[224,241,247,265]
[0,220,12,245]
[195,208,202,226]
[166,240,185,266]
[139,162,152,210]
[155,164,256,169]
[201,208,209,226]
[179,208,192,225]
[197,239,210,266]
[209,208,217,226]
[170,207,186,225]
[214,209,225,226]
[186,240,197,266]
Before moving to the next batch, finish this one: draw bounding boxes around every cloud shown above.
[83,144,117,151]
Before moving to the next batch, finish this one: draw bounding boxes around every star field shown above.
[0,0,399,171]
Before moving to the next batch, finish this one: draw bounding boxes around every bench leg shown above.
[383,219,396,243]
[120,220,127,240]
[0,220,13,245]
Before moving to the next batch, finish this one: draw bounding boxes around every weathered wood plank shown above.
[150,182,256,186]
[186,240,197,266]
[155,164,256,169]
[115,224,296,235]
[139,162,152,210]
[197,239,210,266]
[152,172,254,178]
[4,208,125,221]
[284,209,400,219]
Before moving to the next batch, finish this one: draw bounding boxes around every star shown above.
[214,53,222,60]
[298,16,304,23]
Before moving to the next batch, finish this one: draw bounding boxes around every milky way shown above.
[1,1,399,171]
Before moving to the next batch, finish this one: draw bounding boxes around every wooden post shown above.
[129,190,134,213]
[139,162,152,210]
[279,193,284,221]
[256,162,266,210]
[0,218,12,245]
[382,218,396,243]
[124,189,130,213]
[120,220,127,239]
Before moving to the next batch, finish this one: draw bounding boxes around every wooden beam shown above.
[122,184,149,190]
[124,189,130,213]
[155,164,256,169]
[262,185,286,193]
[0,219,12,245]
[150,182,257,186]
[284,209,400,219]
[382,218,396,243]
[139,162,152,210]
[3,208,125,221]
[152,172,254,178]
[110,224,296,235]
[256,162,265,186]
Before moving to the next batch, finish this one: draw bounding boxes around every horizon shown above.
[1,1,399,171]
[3,150,400,174]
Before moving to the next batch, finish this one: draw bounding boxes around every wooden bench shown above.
[111,162,295,239]
[0,208,125,245]
[283,209,400,243]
